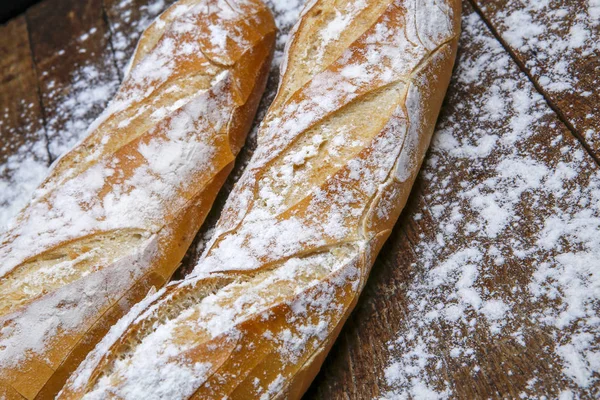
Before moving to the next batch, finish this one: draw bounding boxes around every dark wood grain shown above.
[26,0,119,160]
[0,0,598,398]
[471,0,600,163]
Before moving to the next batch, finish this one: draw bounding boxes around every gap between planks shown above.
[23,12,53,166]
[101,0,124,82]
[467,0,600,168]
[16,0,600,169]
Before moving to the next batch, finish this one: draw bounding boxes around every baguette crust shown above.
[60,0,460,398]
[0,1,275,398]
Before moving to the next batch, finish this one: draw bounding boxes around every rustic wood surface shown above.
[103,0,174,72]
[0,16,48,221]
[26,0,120,159]
[472,0,600,163]
[0,0,598,398]
[0,16,45,165]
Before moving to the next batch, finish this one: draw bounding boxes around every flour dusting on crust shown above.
[0,1,170,231]
[59,1,460,398]
[0,0,273,383]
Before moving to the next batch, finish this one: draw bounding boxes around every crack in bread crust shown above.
[0,0,276,398]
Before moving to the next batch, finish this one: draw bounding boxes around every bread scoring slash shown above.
[0,0,276,398]
[59,0,461,398]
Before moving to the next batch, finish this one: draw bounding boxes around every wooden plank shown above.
[0,16,49,227]
[471,0,600,161]
[26,0,120,160]
[102,0,176,72]
[308,2,600,399]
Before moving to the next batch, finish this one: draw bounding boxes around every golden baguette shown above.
[59,0,460,398]
[0,0,275,398]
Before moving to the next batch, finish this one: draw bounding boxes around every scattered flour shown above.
[0,133,48,230]
[105,0,171,71]
[0,0,306,232]
[0,0,598,398]
[382,9,600,399]
[0,1,167,230]
[494,0,599,94]
[480,0,600,153]
[43,63,119,159]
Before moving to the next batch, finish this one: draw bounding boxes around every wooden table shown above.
[1,0,598,398]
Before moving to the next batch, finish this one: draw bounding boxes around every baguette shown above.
[59,0,460,398]
[0,1,275,398]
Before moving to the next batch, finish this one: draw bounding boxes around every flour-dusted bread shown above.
[59,0,460,398]
[0,1,275,398]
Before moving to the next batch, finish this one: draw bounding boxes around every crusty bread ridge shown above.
[0,0,276,398]
[59,0,460,398]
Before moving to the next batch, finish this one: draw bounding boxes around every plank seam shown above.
[100,0,124,82]
[23,11,54,166]
[467,0,600,167]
